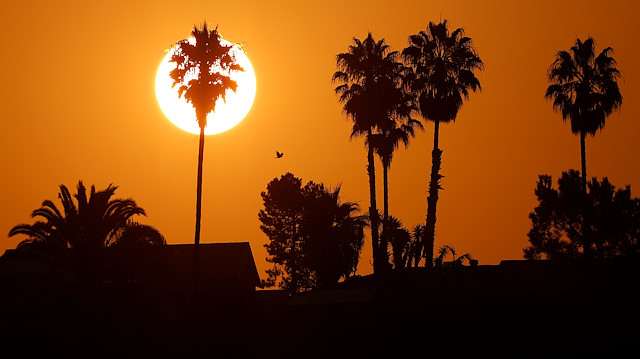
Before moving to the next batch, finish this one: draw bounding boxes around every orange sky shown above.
[1,1,639,278]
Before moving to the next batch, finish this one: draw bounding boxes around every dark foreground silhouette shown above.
[1,251,638,358]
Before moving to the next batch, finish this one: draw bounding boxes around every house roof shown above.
[166,242,262,289]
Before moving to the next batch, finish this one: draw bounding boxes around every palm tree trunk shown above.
[381,161,389,269]
[579,130,594,258]
[366,131,380,274]
[193,125,205,302]
[413,241,423,267]
[424,120,442,269]
[580,131,587,193]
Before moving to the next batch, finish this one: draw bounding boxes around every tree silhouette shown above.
[383,216,412,269]
[259,173,367,293]
[9,181,165,287]
[368,80,422,264]
[402,20,483,268]
[303,182,367,288]
[525,170,640,260]
[407,224,425,267]
[545,37,622,193]
[433,244,473,267]
[169,23,243,248]
[259,173,309,292]
[333,33,405,273]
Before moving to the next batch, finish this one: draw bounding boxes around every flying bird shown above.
[275,151,284,158]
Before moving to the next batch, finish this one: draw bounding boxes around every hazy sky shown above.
[1,0,639,277]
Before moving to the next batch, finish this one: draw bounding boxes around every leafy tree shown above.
[259,173,310,292]
[545,37,622,193]
[333,33,405,273]
[525,170,640,260]
[169,23,244,247]
[402,20,483,269]
[259,173,367,293]
[9,181,165,287]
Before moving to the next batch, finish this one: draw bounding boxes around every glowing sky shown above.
[1,0,639,277]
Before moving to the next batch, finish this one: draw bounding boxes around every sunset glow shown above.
[2,2,640,355]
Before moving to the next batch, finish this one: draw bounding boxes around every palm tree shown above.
[434,244,473,267]
[9,181,164,286]
[382,216,412,269]
[545,37,622,193]
[407,224,425,267]
[402,20,483,268]
[169,23,244,248]
[369,76,422,260]
[303,183,368,288]
[333,33,405,273]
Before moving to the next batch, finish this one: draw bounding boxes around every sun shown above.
[155,38,256,135]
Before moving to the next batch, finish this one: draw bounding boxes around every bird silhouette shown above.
[275,151,284,158]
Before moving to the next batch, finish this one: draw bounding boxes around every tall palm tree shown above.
[333,33,405,273]
[402,20,483,268]
[9,181,164,286]
[169,23,244,248]
[545,37,622,193]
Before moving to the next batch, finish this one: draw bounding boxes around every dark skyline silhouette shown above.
[2,0,639,282]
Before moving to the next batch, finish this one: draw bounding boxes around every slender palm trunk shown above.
[579,130,595,257]
[424,119,441,269]
[195,127,205,246]
[366,130,380,274]
[193,125,205,302]
[381,160,390,269]
[580,131,587,193]
[413,241,423,267]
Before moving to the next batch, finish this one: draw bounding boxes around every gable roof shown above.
[166,242,262,289]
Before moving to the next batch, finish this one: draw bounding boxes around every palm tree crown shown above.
[333,33,407,136]
[545,37,622,136]
[10,182,147,249]
[9,181,164,285]
[402,20,483,125]
[169,23,244,128]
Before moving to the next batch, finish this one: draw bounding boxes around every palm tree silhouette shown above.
[303,183,368,288]
[545,37,622,193]
[433,244,473,267]
[368,73,422,262]
[9,181,164,287]
[333,33,405,273]
[382,216,412,269]
[408,224,425,267]
[402,20,483,268]
[169,23,244,248]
